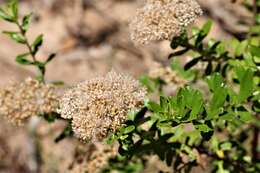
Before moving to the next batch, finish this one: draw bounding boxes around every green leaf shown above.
[32,34,43,55]
[201,20,213,36]
[0,8,14,22]
[168,48,189,59]
[250,25,260,35]
[205,61,213,75]
[106,134,118,145]
[122,125,135,134]
[184,57,202,70]
[238,111,253,122]
[206,74,227,119]
[21,13,32,33]
[193,21,212,47]
[45,53,56,64]
[175,90,186,119]
[193,122,212,133]
[180,87,203,120]
[3,31,26,44]
[249,45,260,58]
[235,67,254,103]
[139,75,156,93]
[187,130,200,146]
[216,161,230,173]
[206,73,224,92]
[147,101,162,113]
[170,31,188,49]
[235,40,248,56]
[133,107,148,123]
[216,42,226,56]
[192,27,200,37]
[220,142,232,151]
[16,53,32,65]
[8,0,18,20]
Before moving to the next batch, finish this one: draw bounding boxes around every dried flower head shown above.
[59,70,146,142]
[70,142,118,173]
[129,0,203,44]
[86,142,118,173]
[0,78,60,125]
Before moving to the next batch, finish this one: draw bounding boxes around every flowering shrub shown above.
[0,0,259,173]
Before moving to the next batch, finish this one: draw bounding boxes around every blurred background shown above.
[0,0,253,172]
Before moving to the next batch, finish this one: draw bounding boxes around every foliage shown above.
[108,7,260,173]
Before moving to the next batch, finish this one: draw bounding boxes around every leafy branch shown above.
[0,0,56,83]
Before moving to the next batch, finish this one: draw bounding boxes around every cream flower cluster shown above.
[129,0,203,44]
[59,71,147,142]
[0,78,59,125]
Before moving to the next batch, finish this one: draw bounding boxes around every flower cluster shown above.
[0,78,59,125]
[86,143,118,173]
[129,0,203,44]
[70,142,118,173]
[59,70,147,142]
